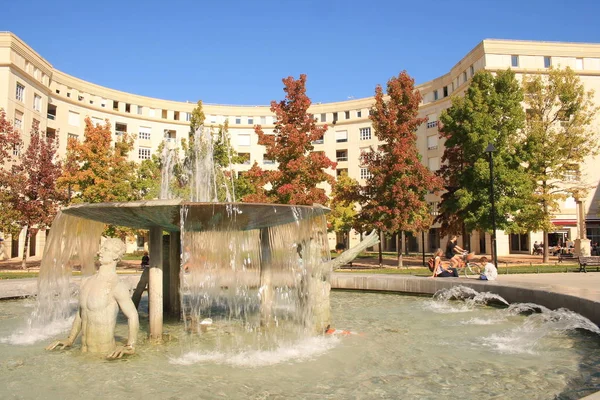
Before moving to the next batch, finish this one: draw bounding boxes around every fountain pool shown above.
[2,289,599,399]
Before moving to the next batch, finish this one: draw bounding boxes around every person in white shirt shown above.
[478,256,497,281]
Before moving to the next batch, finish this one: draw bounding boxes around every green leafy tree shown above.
[243,74,336,205]
[1,120,65,268]
[327,172,361,243]
[360,71,442,266]
[437,70,530,255]
[519,67,600,262]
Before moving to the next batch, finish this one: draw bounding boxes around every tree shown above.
[0,110,23,238]
[0,109,22,165]
[243,74,337,205]
[360,71,442,266]
[0,120,65,268]
[58,118,138,204]
[519,67,600,262]
[327,172,361,245]
[436,70,530,255]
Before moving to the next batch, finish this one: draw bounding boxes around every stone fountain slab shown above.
[61,200,329,232]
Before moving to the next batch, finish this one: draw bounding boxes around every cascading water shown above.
[7,211,104,344]
[179,203,331,353]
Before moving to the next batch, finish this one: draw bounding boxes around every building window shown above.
[428,157,440,171]
[433,90,439,101]
[238,134,251,146]
[138,105,143,115]
[115,122,127,136]
[164,129,176,142]
[511,55,519,67]
[462,71,467,83]
[14,111,23,130]
[336,168,348,177]
[335,130,348,143]
[139,127,151,140]
[238,153,251,165]
[426,120,438,129]
[260,116,266,125]
[336,150,348,162]
[345,111,350,119]
[113,101,119,111]
[429,201,440,216]
[16,83,25,102]
[443,86,448,97]
[320,113,326,122]
[359,127,371,140]
[263,157,275,165]
[125,103,131,113]
[360,167,372,180]
[470,65,474,76]
[33,94,42,112]
[427,135,438,150]
[139,147,151,160]
[235,117,241,125]
[12,144,20,156]
[357,110,362,118]
[67,92,71,98]
[312,135,324,144]
[68,111,80,126]
[333,112,338,124]
[248,118,254,125]
[78,95,84,101]
[68,133,78,140]
[544,56,552,68]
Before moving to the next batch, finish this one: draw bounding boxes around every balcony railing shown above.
[47,113,56,120]
[426,121,439,129]
[115,130,126,136]
[336,156,348,162]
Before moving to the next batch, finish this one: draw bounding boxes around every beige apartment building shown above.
[1,31,600,260]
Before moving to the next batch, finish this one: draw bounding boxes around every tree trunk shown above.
[543,230,549,263]
[21,226,30,270]
[378,230,383,267]
[397,232,403,268]
[461,223,469,252]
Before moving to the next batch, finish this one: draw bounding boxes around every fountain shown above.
[2,123,599,398]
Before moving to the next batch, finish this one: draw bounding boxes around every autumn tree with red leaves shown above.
[242,74,336,205]
[359,71,442,266]
[59,118,138,204]
[0,109,24,242]
[0,120,65,268]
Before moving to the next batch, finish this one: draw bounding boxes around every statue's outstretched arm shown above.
[46,310,82,351]
[107,282,139,359]
[326,230,380,271]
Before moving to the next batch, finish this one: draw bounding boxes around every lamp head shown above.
[485,143,496,153]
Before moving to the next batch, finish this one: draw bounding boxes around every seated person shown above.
[445,235,466,268]
[431,248,458,278]
[140,251,150,269]
[478,256,497,281]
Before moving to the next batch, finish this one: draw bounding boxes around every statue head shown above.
[98,238,127,264]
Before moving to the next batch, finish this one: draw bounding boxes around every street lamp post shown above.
[485,144,498,270]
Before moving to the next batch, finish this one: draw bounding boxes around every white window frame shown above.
[68,111,80,127]
[16,83,25,102]
[238,134,251,146]
[359,127,371,140]
[360,167,372,180]
[427,135,438,150]
[139,147,151,160]
[33,94,42,112]
[511,55,519,67]
[335,131,348,143]
[139,127,151,141]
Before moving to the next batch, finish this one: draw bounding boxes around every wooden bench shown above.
[577,256,600,273]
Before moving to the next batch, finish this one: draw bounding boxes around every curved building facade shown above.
[1,31,600,259]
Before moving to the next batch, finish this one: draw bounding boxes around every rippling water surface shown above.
[1,289,599,400]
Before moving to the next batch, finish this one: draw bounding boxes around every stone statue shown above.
[46,238,139,359]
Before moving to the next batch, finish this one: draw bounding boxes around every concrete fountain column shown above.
[167,232,181,318]
[259,228,274,327]
[149,226,163,340]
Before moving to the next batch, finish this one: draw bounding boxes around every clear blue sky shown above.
[2,0,599,105]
